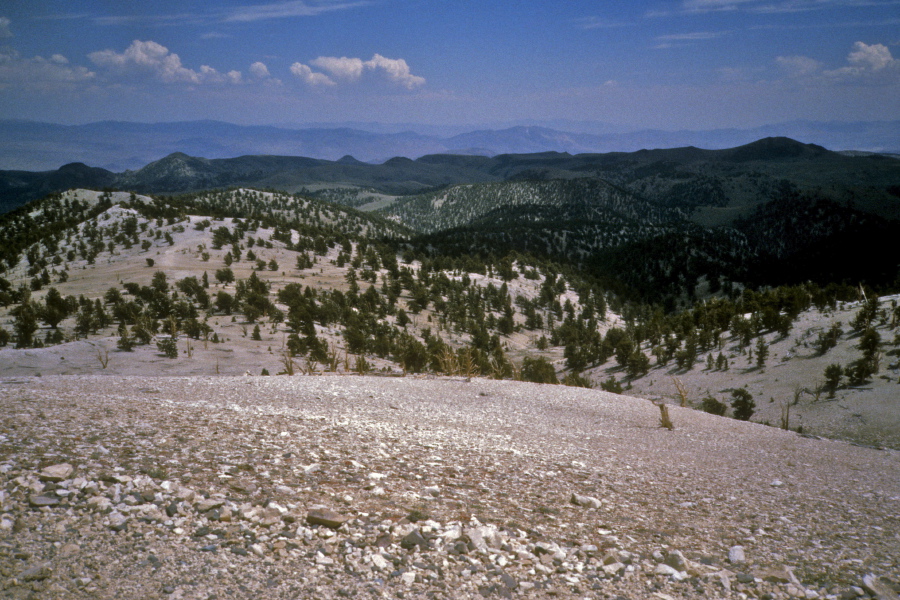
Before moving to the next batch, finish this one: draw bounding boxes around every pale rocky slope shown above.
[1,375,899,600]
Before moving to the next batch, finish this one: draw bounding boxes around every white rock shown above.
[571,493,602,509]
[40,463,73,482]
[370,554,389,571]
[728,545,746,564]
[655,564,680,577]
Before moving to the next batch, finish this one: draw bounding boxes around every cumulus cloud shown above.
[249,61,271,78]
[0,48,95,89]
[89,40,238,85]
[301,53,425,88]
[777,41,899,83]
[310,56,365,80]
[847,41,894,71]
[0,16,12,38]
[290,62,336,86]
[826,41,898,79]
[364,54,425,88]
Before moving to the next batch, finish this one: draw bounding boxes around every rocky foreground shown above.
[1,375,899,600]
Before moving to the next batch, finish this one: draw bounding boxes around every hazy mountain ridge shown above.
[2,119,899,174]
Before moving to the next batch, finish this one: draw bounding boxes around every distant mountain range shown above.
[1,118,899,173]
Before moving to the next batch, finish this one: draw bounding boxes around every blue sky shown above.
[1,0,898,130]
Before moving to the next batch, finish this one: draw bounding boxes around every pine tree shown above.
[731,388,755,421]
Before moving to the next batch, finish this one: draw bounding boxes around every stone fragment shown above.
[500,573,518,590]
[195,498,225,513]
[88,496,112,511]
[655,564,680,577]
[306,507,349,529]
[20,563,52,581]
[108,512,128,532]
[423,485,440,497]
[229,479,257,494]
[665,550,687,571]
[370,554,390,571]
[602,562,626,576]
[28,495,60,508]
[728,545,746,564]
[862,574,900,600]
[257,507,283,527]
[400,571,416,586]
[760,566,803,587]
[571,493,602,509]
[40,463,74,482]
[400,530,429,550]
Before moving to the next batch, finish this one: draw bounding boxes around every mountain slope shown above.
[3,376,898,600]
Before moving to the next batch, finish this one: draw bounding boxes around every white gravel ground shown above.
[1,375,898,599]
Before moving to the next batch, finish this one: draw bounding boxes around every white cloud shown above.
[657,31,726,41]
[0,48,95,89]
[89,40,238,85]
[776,54,823,76]
[825,41,899,79]
[301,54,425,88]
[847,41,894,70]
[0,16,12,38]
[577,16,628,30]
[777,41,899,83]
[662,0,900,15]
[225,0,369,22]
[364,54,425,89]
[290,62,336,86]
[311,56,365,80]
[249,61,271,78]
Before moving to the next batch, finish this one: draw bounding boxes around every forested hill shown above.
[2,137,899,219]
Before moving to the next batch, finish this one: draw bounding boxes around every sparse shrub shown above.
[701,395,727,416]
[600,376,624,394]
[146,258,154,268]
[117,324,135,351]
[824,364,842,397]
[354,356,371,375]
[215,268,235,284]
[563,372,593,388]
[520,356,558,384]
[156,336,178,359]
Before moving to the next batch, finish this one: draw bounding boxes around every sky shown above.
[0,0,899,131]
